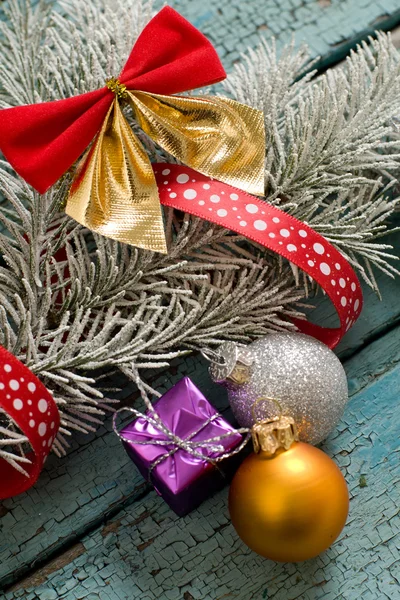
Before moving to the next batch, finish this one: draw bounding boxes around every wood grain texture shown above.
[2,0,400,597]
[4,323,400,600]
[2,312,400,597]
[168,0,400,71]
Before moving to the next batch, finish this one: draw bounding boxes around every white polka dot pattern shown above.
[176,173,189,184]
[38,399,48,413]
[320,263,331,276]
[183,189,196,200]
[0,345,60,498]
[254,220,267,231]
[155,164,363,348]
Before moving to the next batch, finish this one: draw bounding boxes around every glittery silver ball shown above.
[226,333,348,444]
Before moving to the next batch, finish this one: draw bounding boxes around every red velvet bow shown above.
[0,7,226,194]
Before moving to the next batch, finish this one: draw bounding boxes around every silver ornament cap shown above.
[209,342,254,387]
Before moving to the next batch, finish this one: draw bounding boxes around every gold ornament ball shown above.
[229,442,349,562]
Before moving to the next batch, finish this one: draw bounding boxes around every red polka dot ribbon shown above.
[155,164,363,349]
[0,346,59,499]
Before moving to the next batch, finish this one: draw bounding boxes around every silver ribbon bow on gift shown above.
[112,378,251,479]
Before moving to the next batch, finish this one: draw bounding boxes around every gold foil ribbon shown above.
[66,89,265,253]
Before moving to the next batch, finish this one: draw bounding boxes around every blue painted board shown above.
[4,321,400,600]
[164,0,400,71]
[2,294,400,595]
[2,0,400,597]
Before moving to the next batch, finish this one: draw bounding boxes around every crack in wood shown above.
[137,537,156,552]
[101,519,121,537]
[3,3,400,599]
[4,542,85,593]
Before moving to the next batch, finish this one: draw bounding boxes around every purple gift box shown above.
[121,376,243,516]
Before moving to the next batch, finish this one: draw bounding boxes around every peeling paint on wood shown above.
[6,543,86,594]
[4,344,399,600]
[2,0,400,599]
[160,0,400,72]
[3,321,400,599]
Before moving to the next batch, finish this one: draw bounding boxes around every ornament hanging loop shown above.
[251,396,284,425]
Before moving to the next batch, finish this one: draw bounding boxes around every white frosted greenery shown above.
[0,0,399,471]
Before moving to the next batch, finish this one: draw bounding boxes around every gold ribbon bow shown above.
[67,85,265,253]
[0,7,265,254]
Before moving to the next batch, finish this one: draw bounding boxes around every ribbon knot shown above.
[113,405,251,480]
[0,6,265,254]
[105,78,128,99]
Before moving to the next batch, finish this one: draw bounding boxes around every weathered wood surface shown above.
[4,321,400,600]
[1,0,400,598]
[1,267,400,594]
[175,0,400,72]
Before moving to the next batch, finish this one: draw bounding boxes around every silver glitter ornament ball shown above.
[210,332,348,445]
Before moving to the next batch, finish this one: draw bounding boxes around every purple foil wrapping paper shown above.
[121,376,243,516]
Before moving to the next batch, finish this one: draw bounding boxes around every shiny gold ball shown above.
[229,442,349,562]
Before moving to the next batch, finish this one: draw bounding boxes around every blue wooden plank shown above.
[164,0,400,71]
[4,321,400,599]
[2,301,400,594]
[2,0,400,596]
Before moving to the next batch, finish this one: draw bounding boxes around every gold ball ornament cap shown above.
[229,418,349,563]
[252,414,298,456]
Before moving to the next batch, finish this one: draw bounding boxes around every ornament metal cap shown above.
[252,415,298,457]
[208,341,253,387]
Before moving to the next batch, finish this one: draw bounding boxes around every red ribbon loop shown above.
[0,347,60,499]
[119,7,225,93]
[0,7,226,194]
[155,164,363,348]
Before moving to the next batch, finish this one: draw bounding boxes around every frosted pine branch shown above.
[0,0,399,470]
[223,33,400,284]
